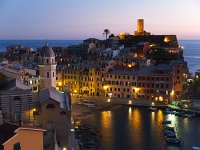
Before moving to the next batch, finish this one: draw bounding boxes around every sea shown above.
[0,40,200,74]
[84,106,200,150]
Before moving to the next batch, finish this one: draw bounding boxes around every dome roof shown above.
[39,41,55,57]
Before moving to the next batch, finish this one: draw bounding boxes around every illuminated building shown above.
[134,19,151,36]
[38,41,57,91]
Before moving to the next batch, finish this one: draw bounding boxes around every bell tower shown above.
[39,41,57,91]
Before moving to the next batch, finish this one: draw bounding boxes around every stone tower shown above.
[39,41,57,90]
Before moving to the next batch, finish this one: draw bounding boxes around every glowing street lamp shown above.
[107,98,111,103]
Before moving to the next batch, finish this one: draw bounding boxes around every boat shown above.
[163,127,175,132]
[192,146,200,150]
[88,104,95,108]
[171,111,178,114]
[166,138,181,144]
[164,110,171,114]
[162,120,171,125]
[184,114,192,118]
[149,107,157,111]
[164,131,176,138]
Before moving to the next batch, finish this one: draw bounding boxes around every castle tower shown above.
[137,19,144,33]
[39,41,57,90]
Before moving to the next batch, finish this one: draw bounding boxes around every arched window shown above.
[46,103,55,109]
[47,72,49,78]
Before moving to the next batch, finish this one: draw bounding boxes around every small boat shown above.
[164,110,171,114]
[171,111,177,114]
[162,120,171,125]
[149,107,157,111]
[164,131,176,138]
[166,138,181,144]
[192,146,200,150]
[88,104,95,108]
[163,127,175,132]
[184,114,192,118]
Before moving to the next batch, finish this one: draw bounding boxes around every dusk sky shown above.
[0,0,200,40]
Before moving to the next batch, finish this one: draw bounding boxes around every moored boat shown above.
[166,138,181,144]
[162,120,171,125]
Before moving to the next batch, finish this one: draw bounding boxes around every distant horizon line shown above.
[0,39,200,41]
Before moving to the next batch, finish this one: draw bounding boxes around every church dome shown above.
[40,41,55,57]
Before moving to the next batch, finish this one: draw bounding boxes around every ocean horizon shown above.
[0,40,200,74]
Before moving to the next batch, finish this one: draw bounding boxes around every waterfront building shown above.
[0,123,45,150]
[104,69,137,98]
[104,62,187,102]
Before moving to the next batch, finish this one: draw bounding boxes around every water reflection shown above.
[84,107,200,150]
[128,107,132,120]
[101,111,112,129]
[157,110,164,123]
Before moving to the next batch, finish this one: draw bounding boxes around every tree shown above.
[103,29,110,39]
[109,34,115,38]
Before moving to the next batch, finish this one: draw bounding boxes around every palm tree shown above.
[103,29,110,39]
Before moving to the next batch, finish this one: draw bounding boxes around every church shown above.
[33,41,71,150]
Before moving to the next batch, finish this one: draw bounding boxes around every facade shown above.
[34,89,71,149]
[104,63,186,102]
[0,89,34,123]
[0,123,45,150]
[104,70,137,98]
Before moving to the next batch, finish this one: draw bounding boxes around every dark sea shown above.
[0,40,200,74]
[84,106,200,150]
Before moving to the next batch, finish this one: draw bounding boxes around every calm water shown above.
[0,40,82,51]
[84,106,200,150]
[180,40,200,74]
[0,40,200,74]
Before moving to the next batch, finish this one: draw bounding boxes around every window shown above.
[52,59,54,63]
[46,59,49,64]
[46,103,55,109]
[53,72,55,77]
[14,142,21,150]
[47,72,49,78]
